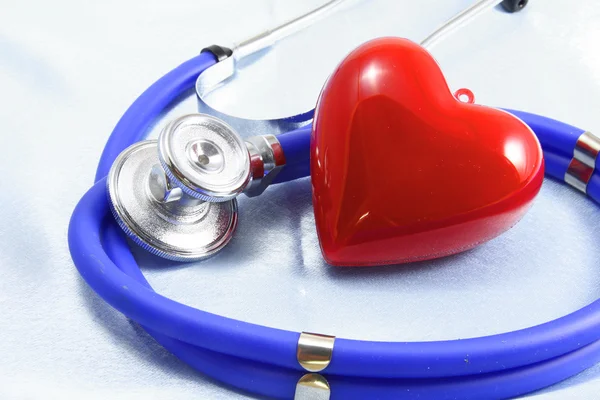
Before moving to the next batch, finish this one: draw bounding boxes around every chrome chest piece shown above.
[107,114,285,261]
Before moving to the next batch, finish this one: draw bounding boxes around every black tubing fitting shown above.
[501,0,529,13]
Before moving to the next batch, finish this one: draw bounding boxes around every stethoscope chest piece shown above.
[107,115,244,261]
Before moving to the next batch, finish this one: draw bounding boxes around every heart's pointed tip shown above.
[320,249,371,267]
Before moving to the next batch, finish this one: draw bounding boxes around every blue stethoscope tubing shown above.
[69,51,600,398]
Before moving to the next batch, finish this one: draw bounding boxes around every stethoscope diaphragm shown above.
[107,139,238,261]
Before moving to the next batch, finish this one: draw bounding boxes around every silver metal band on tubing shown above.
[294,332,335,400]
[565,131,600,193]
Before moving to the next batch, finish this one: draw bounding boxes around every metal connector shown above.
[200,44,233,62]
[297,332,335,372]
[244,134,286,197]
[565,131,600,193]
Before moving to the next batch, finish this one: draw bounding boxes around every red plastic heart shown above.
[311,38,544,267]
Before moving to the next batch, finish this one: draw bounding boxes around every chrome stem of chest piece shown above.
[107,113,285,261]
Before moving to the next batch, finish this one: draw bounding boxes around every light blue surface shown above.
[2,0,600,398]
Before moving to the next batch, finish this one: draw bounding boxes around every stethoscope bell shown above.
[158,114,251,202]
[107,114,253,261]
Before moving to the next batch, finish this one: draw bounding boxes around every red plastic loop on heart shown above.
[454,88,475,104]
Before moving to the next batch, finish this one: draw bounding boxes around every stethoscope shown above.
[68,0,600,399]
